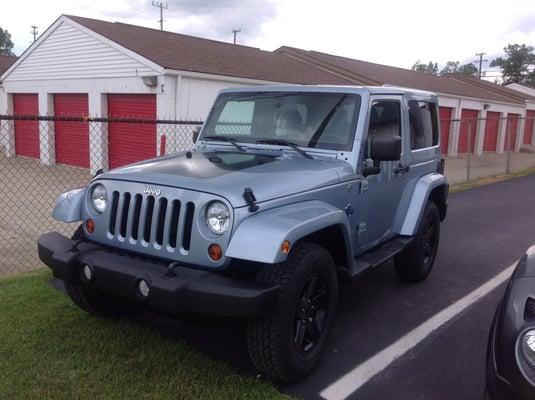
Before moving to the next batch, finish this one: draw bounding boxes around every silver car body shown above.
[53,85,447,274]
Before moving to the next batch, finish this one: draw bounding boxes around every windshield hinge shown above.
[243,187,259,213]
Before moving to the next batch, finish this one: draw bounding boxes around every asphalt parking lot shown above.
[82,173,535,400]
[8,154,535,398]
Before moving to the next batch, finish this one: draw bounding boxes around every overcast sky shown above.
[2,0,535,78]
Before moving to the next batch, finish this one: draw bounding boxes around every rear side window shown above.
[408,101,438,150]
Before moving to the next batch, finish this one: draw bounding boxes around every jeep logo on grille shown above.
[143,186,161,196]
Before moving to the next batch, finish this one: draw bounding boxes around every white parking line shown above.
[320,263,517,400]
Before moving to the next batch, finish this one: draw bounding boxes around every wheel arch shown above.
[399,173,448,236]
[226,200,354,266]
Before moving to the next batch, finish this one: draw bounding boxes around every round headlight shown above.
[206,201,230,234]
[91,184,108,213]
[522,330,535,368]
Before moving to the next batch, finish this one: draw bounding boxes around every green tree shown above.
[411,60,438,75]
[439,61,478,76]
[0,27,14,55]
[490,44,535,85]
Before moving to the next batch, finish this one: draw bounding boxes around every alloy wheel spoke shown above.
[294,320,306,350]
[306,275,318,300]
[310,289,326,308]
[307,320,321,343]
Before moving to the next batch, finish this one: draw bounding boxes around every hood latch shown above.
[243,187,259,213]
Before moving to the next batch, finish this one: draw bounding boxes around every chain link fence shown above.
[0,115,201,276]
[441,116,535,184]
[0,114,534,276]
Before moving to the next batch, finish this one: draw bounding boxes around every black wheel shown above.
[395,201,440,282]
[246,242,338,382]
[64,225,131,318]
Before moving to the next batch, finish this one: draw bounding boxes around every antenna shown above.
[30,25,38,42]
[473,52,488,79]
[232,29,241,45]
[152,1,168,30]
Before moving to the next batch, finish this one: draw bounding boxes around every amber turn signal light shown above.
[281,240,291,255]
[208,244,223,261]
[85,219,94,234]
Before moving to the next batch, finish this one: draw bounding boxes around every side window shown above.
[368,101,401,137]
[408,101,438,150]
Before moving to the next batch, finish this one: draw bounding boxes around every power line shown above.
[152,1,168,30]
[473,52,488,79]
[107,2,152,19]
[30,25,38,43]
[232,28,241,45]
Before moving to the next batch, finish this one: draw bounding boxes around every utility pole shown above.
[152,1,168,31]
[474,52,488,79]
[30,25,38,42]
[232,29,241,45]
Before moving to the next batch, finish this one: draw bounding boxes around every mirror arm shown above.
[362,159,381,177]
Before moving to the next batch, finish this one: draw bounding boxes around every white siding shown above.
[176,76,252,120]
[5,21,157,82]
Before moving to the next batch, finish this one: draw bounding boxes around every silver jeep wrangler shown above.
[38,85,448,382]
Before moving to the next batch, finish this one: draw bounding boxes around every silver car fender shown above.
[226,200,352,264]
[52,188,86,222]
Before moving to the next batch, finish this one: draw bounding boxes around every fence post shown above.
[506,119,512,175]
[466,120,472,182]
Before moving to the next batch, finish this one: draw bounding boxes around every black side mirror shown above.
[362,135,402,177]
[370,135,402,161]
[192,126,201,143]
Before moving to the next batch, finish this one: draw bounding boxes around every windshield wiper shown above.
[255,139,313,159]
[203,135,245,152]
[308,94,348,148]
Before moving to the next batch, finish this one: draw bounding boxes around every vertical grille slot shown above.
[182,202,195,251]
[143,196,155,243]
[108,191,119,235]
[120,193,131,237]
[168,200,181,248]
[131,194,142,240]
[156,198,168,245]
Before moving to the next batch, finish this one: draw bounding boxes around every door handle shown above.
[394,164,410,174]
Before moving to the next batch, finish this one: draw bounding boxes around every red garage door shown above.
[13,94,39,158]
[483,111,500,152]
[506,113,520,150]
[524,110,535,145]
[54,94,89,168]
[439,107,453,155]
[458,109,479,153]
[108,94,156,169]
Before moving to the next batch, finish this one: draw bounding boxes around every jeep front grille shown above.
[108,191,195,252]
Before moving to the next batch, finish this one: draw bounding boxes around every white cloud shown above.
[1,0,535,73]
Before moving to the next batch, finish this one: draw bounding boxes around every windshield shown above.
[201,91,361,151]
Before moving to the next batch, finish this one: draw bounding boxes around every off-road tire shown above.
[246,242,338,382]
[64,225,131,318]
[395,201,440,282]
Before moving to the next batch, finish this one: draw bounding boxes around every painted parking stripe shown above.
[320,263,517,400]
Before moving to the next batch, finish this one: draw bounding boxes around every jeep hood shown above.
[99,150,355,207]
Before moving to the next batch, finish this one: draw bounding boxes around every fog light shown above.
[81,264,92,281]
[85,219,94,234]
[208,244,223,261]
[137,279,150,298]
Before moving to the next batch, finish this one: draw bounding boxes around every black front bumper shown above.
[38,232,280,318]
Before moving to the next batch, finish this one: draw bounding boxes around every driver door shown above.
[354,96,408,251]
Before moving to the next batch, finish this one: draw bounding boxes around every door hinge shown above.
[357,222,367,235]
[360,180,369,194]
